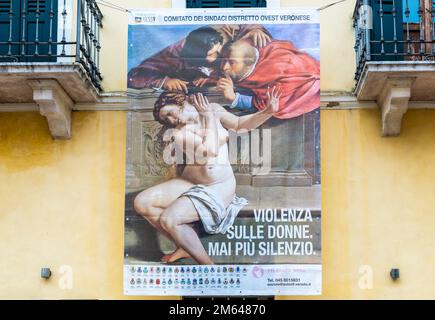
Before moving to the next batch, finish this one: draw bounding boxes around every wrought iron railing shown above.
[0,0,103,90]
[354,0,435,82]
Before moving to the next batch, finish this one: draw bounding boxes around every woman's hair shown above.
[180,26,223,67]
[153,91,187,127]
[154,92,188,175]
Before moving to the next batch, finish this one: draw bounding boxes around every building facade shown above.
[0,0,434,299]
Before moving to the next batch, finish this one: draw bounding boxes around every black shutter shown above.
[0,0,21,59]
[0,0,58,62]
[187,0,266,8]
[23,0,58,62]
[187,0,223,8]
[370,0,404,60]
[227,0,266,7]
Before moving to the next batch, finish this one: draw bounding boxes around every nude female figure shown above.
[134,88,280,265]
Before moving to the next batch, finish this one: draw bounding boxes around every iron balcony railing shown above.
[0,0,103,90]
[354,0,435,82]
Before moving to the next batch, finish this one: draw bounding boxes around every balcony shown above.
[353,0,435,136]
[0,0,103,139]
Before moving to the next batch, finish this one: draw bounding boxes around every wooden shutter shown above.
[23,0,58,62]
[227,0,266,7]
[0,0,21,59]
[370,0,404,60]
[187,0,266,8]
[187,0,222,8]
[0,0,58,62]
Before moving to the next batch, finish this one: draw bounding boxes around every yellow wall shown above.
[281,0,357,92]
[1,109,435,299]
[1,0,433,300]
[287,108,435,299]
[100,0,172,92]
[0,112,125,299]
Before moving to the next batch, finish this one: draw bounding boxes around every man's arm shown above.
[127,39,187,90]
[237,24,272,48]
[216,86,281,132]
[216,104,272,133]
[217,78,255,111]
[214,24,272,48]
[230,93,254,111]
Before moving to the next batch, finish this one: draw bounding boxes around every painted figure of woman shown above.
[133,88,280,264]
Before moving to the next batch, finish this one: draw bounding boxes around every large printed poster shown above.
[124,8,321,296]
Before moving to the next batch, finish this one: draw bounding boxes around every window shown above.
[368,0,435,60]
[0,0,58,62]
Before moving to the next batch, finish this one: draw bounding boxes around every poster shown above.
[124,8,321,296]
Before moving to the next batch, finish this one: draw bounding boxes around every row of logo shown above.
[129,266,248,274]
[129,277,241,286]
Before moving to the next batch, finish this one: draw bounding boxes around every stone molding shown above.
[27,79,74,139]
[1,90,434,139]
[378,77,415,137]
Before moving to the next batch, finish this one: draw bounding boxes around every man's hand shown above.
[241,30,271,48]
[220,25,238,40]
[264,85,281,115]
[217,77,236,102]
[192,77,215,87]
[163,77,189,93]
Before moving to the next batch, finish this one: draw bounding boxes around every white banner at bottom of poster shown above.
[124,264,321,296]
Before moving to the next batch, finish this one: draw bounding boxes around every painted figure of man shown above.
[217,40,320,119]
[127,25,272,92]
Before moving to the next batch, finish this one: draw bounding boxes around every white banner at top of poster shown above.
[128,8,319,26]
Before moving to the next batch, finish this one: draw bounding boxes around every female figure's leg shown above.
[133,178,194,262]
[156,178,237,264]
[160,196,214,265]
